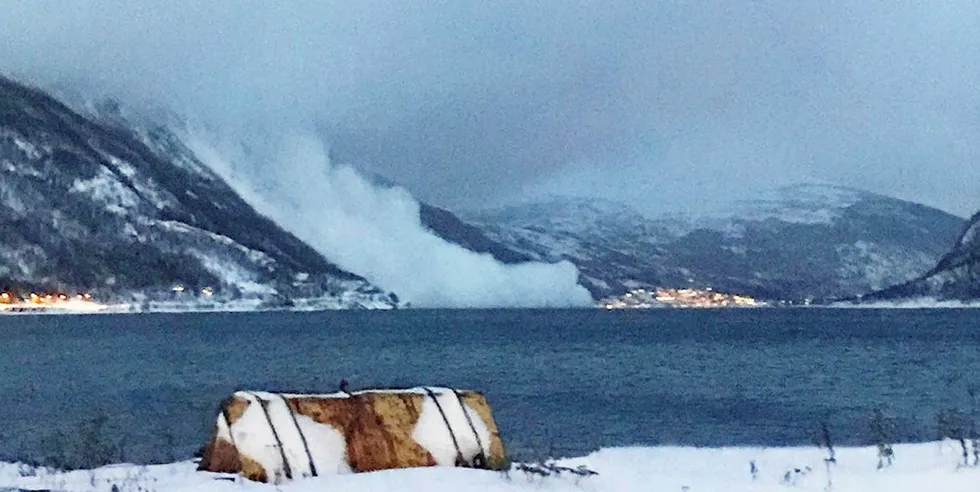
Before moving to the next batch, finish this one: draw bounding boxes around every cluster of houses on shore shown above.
[600,287,762,309]
[0,291,106,312]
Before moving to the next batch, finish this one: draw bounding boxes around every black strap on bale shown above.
[453,390,489,469]
[276,393,318,478]
[248,392,293,480]
[423,387,466,467]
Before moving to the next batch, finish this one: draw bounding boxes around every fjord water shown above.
[0,308,978,463]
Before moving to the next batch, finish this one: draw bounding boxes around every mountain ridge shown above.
[466,187,965,301]
[0,74,397,308]
[859,209,980,302]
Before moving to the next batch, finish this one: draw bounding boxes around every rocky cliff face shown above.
[0,76,396,308]
[467,185,965,301]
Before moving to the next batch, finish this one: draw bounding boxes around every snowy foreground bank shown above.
[4,441,979,492]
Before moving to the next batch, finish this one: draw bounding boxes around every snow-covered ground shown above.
[3,441,979,492]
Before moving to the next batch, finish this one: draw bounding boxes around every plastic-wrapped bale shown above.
[198,387,507,483]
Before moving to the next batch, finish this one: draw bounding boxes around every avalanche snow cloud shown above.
[185,130,592,308]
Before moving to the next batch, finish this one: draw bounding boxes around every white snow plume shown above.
[184,130,593,308]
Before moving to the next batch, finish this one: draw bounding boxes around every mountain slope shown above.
[0,75,396,308]
[419,203,534,264]
[360,171,533,264]
[862,210,980,301]
[467,185,965,301]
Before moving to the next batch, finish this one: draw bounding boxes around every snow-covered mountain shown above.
[0,75,398,308]
[467,185,965,301]
[3,74,964,307]
[862,210,980,302]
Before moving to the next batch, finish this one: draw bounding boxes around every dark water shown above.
[0,308,978,463]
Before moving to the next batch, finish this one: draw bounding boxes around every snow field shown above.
[4,441,980,492]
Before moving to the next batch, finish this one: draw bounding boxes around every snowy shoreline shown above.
[5,299,980,315]
[0,297,397,315]
[4,441,979,492]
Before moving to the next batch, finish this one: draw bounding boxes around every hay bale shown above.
[198,387,506,483]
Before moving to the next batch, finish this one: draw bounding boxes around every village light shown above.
[0,290,110,313]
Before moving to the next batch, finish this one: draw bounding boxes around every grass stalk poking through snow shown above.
[870,408,895,469]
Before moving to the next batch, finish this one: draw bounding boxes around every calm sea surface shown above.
[0,308,978,463]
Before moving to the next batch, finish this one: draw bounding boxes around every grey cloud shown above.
[2,0,978,215]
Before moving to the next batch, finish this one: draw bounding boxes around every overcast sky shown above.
[2,0,979,216]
